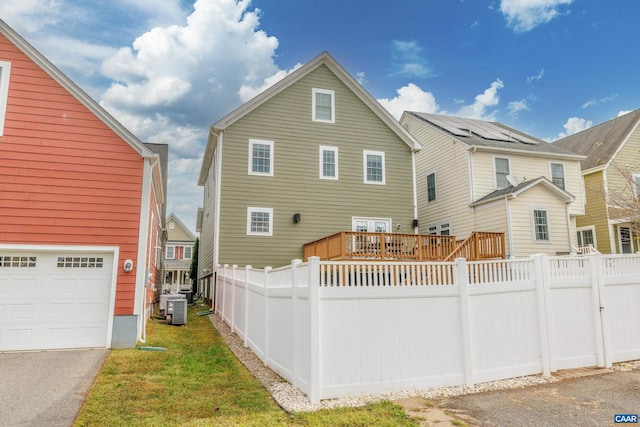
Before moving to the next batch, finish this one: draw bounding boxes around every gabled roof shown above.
[554,109,640,172]
[0,19,154,158]
[199,51,422,184]
[404,112,584,160]
[166,212,196,241]
[470,176,575,207]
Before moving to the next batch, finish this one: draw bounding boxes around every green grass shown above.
[75,303,419,426]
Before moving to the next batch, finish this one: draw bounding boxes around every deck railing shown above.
[303,231,458,261]
[304,231,505,262]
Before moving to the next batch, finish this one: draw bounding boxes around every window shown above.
[439,222,450,236]
[168,222,175,229]
[427,225,438,235]
[56,257,103,268]
[363,150,385,184]
[166,246,175,259]
[312,88,335,123]
[351,217,391,232]
[247,207,273,236]
[319,146,338,179]
[427,221,450,235]
[0,61,11,136]
[577,227,595,248]
[533,209,549,241]
[184,246,192,259]
[495,157,510,188]
[0,256,36,267]
[426,172,436,202]
[634,173,640,198]
[550,163,565,190]
[248,139,274,176]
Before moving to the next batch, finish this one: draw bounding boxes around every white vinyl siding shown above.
[312,88,335,123]
[247,207,273,236]
[0,61,11,136]
[248,139,274,176]
[319,146,338,179]
[363,150,385,184]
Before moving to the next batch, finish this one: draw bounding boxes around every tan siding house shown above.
[401,112,585,257]
[555,109,640,254]
[197,52,421,282]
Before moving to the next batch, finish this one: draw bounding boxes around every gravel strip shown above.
[208,313,637,413]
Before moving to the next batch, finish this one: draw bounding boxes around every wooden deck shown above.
[303,231,505,262]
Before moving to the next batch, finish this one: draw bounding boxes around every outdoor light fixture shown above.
[293,213,301,223]
[396,224,402,230]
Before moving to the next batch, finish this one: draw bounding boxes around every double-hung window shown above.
[426,172,436,202]
[363,150,385,184]
[312,88,335,123]
[166,246,175,259]
[184,246,192,260]
[495,157,510,188]
[319,146,338,179]
[247,207,273,236]
[533,209,550,242]
[550,163,565,190]
[248,139,274,176]
[0,61,11,136]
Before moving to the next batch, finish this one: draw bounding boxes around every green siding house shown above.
[197,52,422,280]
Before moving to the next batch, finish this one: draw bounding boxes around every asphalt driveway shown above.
[0,349,109,427]
[435,370,640,427]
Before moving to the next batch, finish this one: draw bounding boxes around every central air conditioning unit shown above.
[160,294,186,315]
[169,298,187,325]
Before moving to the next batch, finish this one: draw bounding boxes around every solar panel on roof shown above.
[510,133,540,145]
[423,115,470,137]
[420,113,540,144]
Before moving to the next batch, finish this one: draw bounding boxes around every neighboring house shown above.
[197,51,422,289]
[163,213,196,293]
[555,110,640,254]
[400,112,586,257]
[0,20,166,350]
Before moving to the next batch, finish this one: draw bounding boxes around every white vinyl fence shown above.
[215,254,640,402]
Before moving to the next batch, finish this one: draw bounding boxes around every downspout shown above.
[136,156,156,344]
[505,196,514,257]
[467,147,476,204]
[411,150,419,234]
[211,130,223,307]
[566,203,574,254]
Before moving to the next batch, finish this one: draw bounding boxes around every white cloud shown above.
[355,72,366,85]
[581,94,617,109]
[390,40,434,78]
[238,63,302,102]
[377,83,439,120]
[618,110,632,117]
[508,99,530,116]
[500,0,573,32]
[456,79,504,120]
[555,116,593,139]
[526,68,545,85]
[0,0,62,34]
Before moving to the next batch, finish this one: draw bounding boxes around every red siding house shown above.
[0,20,166,350]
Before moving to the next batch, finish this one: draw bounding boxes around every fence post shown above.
[291,259,302,389]
[263,266,272,366]
[455,257,474,387]
[532,254,551,376]
[231,265,237,334]
[244,265,251,347]
[308,256,321,403]
[221,264,228,323]
[590,254,611,368]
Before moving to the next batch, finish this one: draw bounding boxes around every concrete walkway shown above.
[0,349,109,427]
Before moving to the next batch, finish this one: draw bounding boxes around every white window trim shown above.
[549,162,566,190]
[247,207,273,236]
[0,61,12,136]
[633,173,640,198]
[493,156,511,189]
[351,217,392,232]
[319,145,339,180]
[363,150,386,185]
[248,139,274,177]
[166,245,175,259]
[426,170,436,203]
[576,225,597,249]
[312,88,335,123]
[531,207,551,243]
[427,220,452,235]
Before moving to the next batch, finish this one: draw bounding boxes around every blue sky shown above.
[2,0,639,232]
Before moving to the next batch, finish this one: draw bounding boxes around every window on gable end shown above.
[247,207,273,236]
[533,209,550,242]
[550,163,565,190]
[248,139,274,176]
[495,157,510,189]
[0,61,12,136]
[363,150,385,185]
[312,88,335,123]
[319,146,338,179]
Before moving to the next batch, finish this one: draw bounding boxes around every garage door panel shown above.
[0,250,114,351]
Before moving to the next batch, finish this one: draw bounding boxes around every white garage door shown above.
[0,249,114,351]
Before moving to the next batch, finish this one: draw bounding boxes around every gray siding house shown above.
[197,52,422,286]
